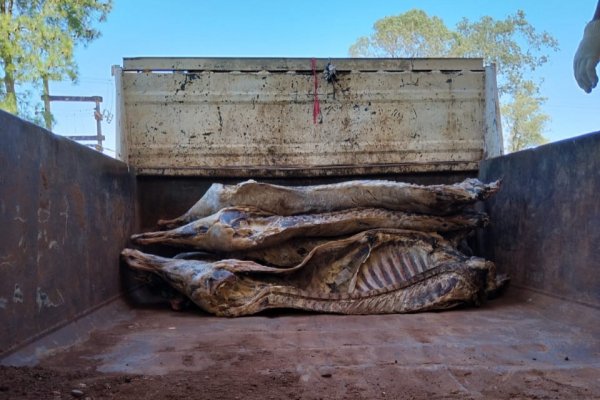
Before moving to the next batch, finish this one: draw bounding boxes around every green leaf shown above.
[0,0,112,122]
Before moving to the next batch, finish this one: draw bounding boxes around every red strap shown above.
[311,58,320,124]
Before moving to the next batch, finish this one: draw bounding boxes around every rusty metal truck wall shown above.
[0,110,137,355]
[479,131,600,308]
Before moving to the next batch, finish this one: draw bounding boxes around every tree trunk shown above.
[1,1,18,113]
[2,55,18,114]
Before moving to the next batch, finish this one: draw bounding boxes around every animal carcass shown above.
[122,229,508,317]
[135,207,488,252]
[157,179,500,228]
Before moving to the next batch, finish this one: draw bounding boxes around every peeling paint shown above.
[37,229,48,243]
[13,284,23,303]
[14,205,26,223]
[0,297,7,309]
[59,196,70,245]
[48,241,59,250]
[37,207,51,223]
[36,287,63,311]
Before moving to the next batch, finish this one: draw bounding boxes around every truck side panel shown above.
[0,111,137,355]
[479,131,600,308]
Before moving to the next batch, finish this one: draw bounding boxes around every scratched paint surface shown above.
[117,58,497,177]
[0,111,137,355]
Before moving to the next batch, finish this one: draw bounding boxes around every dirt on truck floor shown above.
[1,363,599,400]
[1,288,599,400]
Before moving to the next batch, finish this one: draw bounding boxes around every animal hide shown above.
[157,178,500,228]
[173,236,339,268]
[122,229,508,317]
[135,207,488,252]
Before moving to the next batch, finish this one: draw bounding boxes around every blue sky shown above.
[50,0,599,156]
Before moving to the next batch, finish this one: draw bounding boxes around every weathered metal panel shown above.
[117,58,490,177]
[478,131,600,308]
[0,110,137,355]
[123,57,485,72]
[483,64,503,158]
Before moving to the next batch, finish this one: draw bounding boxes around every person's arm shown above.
[574,1,600,93]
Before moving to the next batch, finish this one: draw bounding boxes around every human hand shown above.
[574,20,600,93]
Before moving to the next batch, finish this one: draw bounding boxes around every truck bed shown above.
[1,111,599,399]
[2,287,599,399]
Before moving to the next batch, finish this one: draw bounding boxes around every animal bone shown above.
[122,229,508,317]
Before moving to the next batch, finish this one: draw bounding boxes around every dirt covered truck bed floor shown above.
[1,288,599,400]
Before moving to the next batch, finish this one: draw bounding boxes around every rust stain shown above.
[40,170,49,191]
[67,185,86,229]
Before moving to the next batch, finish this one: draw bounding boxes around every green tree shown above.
[349,9,559,153]
[0,0,112,126]
[502,80,549,152]
[349,10,455,58]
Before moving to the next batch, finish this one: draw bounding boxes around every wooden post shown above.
[94,98,103,151]
[41,95,105,151]
[42,76,52,131]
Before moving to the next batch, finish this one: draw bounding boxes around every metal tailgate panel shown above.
[116,58,489,177]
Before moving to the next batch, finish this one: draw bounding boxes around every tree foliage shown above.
[349,10,455,58]
[501,80,549,152]
[0,0,112,122]
[349,9,559,152]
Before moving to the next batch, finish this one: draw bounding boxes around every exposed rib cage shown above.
[124,179,507,316]
[353,245,433,292]
[122,229,506,317]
